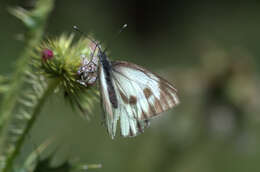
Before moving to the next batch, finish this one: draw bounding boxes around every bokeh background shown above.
[1,0,260,172]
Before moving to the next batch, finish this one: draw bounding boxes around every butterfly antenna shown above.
[103,23,128,53]
[73,25,101,59]
[73,25,98,44]
[73,25,84,35]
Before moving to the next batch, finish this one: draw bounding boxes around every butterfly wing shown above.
[99,60,179,138]
[99,61,118,138]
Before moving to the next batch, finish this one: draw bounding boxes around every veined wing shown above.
[109,61,179,137]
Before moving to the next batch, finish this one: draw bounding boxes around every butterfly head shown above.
[76,43,100,87]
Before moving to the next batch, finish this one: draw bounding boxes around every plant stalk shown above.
[0,0,54,134]
[2,79,60,172]
[0,0,54,155]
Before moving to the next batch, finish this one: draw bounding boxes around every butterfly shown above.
[77,37,180,139]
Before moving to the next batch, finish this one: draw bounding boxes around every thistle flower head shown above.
[32,34,99,116]
[33,34,93,90]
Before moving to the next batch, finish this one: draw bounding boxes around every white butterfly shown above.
[77,40,180,139]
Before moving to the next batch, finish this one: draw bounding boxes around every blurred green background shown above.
[1,0,260,172]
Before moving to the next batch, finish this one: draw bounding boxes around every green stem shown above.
[0,0,54,132]
[0,0,54,153]
[2,79,60,172]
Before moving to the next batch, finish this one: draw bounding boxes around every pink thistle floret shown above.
[42,48,53,60]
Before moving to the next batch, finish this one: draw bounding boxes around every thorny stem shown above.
[0,0,54,153]
[2,79,60,172]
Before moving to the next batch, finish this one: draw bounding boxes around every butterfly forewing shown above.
[83,39,179,138]
[112,61,179,118]
[108,61,179,137]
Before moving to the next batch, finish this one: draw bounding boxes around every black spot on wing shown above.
[129,96,137,105]
[143,88,152,99]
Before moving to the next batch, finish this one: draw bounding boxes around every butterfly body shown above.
[98,50,118,109]
[77,41,179,138]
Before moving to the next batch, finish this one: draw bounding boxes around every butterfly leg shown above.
[77,80,88,87]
